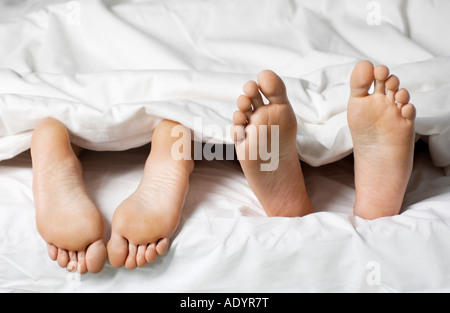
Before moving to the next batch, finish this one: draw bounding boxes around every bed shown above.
[0,0,449,293]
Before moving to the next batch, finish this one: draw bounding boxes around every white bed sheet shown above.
[0,0,450,293]
[0,143,449,293]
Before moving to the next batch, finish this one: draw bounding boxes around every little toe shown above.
[244,81,265,109]
[402,103,417,121]
[47,244,58,261]
[350,60,375,97]
[257,70,290,105]
[156,238,169,256]
[374,65,390,94]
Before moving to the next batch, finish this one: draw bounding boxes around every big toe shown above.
[350,60,375,97]
[257,70,290,104]
[107,232,129,268]
[85,239,107,273]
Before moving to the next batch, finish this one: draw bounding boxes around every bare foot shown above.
[31,118,107,274]
[107,120,194,269]
[348,61,416,219]
[232,70,313,217]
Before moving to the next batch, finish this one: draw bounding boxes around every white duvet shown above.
[0,0,450,293]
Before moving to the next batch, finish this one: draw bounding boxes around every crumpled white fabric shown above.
[1,145,450,293]
[0,0,449,168]
[1,1,450,293]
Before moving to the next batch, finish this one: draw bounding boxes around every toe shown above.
[107,232,129,268]
[386,75,400,92]
[401,103,416,121]
[395,88,410,107]
[136,245,148,267]
[85,239,107,273]
[243,81,265,109]
[156,238,169,256]
[237,95,253,121]
[374,65,390,94]
[125,243,138,270]
[385,75,400,102]
[145,243,158,263]
[233,110,248,126]
[257,70,290,105]
[67,251,78,272]
[237,95,253,113]
[47,244,58,261]
[350,60,375,97]
[77,251,88,274]
[57,248,69,268]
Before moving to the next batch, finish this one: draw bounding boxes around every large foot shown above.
[348,61,416,219]
[31,119,107,274]
[107,120,194,269]
[232,70,313,217]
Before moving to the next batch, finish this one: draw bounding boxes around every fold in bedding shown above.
[0,0,449,167]
[0,0,450,294]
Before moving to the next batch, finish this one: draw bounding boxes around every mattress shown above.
[0,0,450,293]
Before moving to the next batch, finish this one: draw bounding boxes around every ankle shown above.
[353,196,402,220]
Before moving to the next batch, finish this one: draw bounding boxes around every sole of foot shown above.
[107,120,194,269]
[348,61,416,219]
[232,70,313,218]
[31,118,107,274]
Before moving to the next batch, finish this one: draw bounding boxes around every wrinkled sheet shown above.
[0,145,449,292]
[0,0,450,293]
[0,0,449,166]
